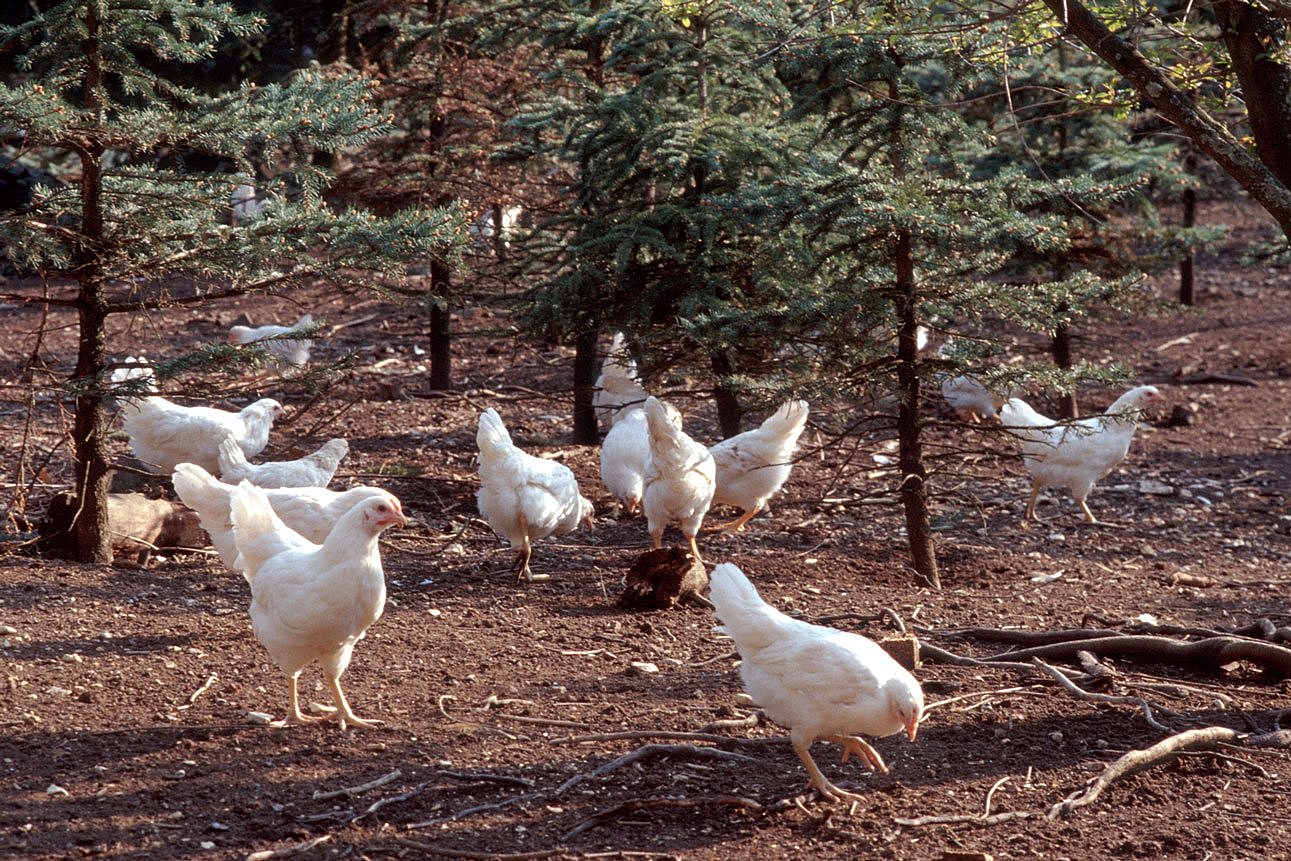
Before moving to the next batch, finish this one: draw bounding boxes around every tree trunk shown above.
[1052,318,1078,419]
[1180,158,1197,306]
[69,3,112,564]
[710,350,743,439]
[893,229,940,590]
[885,64,939,589]
[1213,0,1291,189]
[572,327,600,444]
[1040,0,1291,240]
[427,257,452,390]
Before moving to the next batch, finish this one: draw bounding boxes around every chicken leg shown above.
[514,536,549,582]
[791,733,866,803]
[325,675,382,730]
[272,674,326,727]
[705,504,762,533]
[1076,497,1099,524]
[686,533,705,568]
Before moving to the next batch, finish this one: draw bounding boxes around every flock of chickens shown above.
[103,322,1163,800]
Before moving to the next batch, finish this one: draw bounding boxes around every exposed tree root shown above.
[555,744,758,796]
[1047,726,1291,820]
[983,635,1291,678]
[562,795,763,841]
[1032,660,1178,732]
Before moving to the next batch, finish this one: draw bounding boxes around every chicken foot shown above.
[514,537,549,582]
[325,675,383,731]
[686,533,705,569]
[824,734,889,774]
[271,674,327,727]
[704,505,762,534]
[791,737,867,804]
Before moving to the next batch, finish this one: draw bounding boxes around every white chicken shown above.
[228,314,314,368]
[218,437,348,488]
[642,396,715,564]
[999,384,1163,524]
[476,408,594,582]
[230,481,405,729]
[599,408,648,514]
[708,400,809,532]
[123,395,283,474]
[593,332,649,431]
[172,462,389,572]
[709,563,923,802]
[940,375,1004,423]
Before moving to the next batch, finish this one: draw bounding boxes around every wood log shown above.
[38,491,209,563]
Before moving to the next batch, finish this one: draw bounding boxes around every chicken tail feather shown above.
[709,563,782,651]
[171,462,228,521]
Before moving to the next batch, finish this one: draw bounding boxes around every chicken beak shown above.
[906,714,920,742]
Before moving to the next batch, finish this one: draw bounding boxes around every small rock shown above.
[427,608,442,618]
[1138,479,1175,496]
[46,784,69,796]
[45,686,72,697]
[0,625,16,635]
[209,822,228,831]
[245,711,274,725]
[1049,731,1063,743]
[61,653,84,664]
[628,661,660,675]
[733,693,754,706]
[199,841,216,850]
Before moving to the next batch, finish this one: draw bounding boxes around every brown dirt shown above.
[2,198,1290,860]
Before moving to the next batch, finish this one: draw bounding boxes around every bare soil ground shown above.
[2,198,1290,860]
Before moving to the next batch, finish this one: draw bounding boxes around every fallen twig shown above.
[1047,726,1240,819]
[436,770,535,789]
[313,768,403,801]
[405,793,539,831]
[983,776,1010,817]
[894,810,1034,828]
[557,730,783,747]
[695,713,761,733]
[1032,659,1177,732]
[555,744,758,796]
[179,672,218,708]
[245,835,332,861]
[562,795,763,841]
[392,838,567,859]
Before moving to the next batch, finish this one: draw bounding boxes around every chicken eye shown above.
[376,504,388,512]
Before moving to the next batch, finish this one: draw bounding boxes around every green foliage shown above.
[0,0,465,306]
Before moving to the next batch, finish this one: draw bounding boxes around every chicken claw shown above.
[829,735,889,774]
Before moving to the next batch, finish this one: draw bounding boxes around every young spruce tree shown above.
[494,0,820,440]
[0,1,462,562]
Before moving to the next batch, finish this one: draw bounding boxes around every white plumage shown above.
[593,332,649,431]
[642,396,715,564]
[230,480,405,729]
[227,314,314,368]
[218,437,348,488]
[940,375,1003,423]
[123,394,282,474]
[709,563,923,802]
[599,407,648,514]
[708,400,809,532]
[999,384,1163,524]
[476,408,594,582]
[172,462,389,572]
